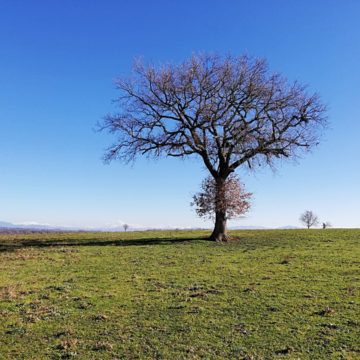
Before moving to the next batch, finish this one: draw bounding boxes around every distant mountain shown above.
[0,220,73,232]
[0,221,18,228]
[230,225,268,230]
[0,220,301,232]
[276,225,300,229]
[231,225,300,230]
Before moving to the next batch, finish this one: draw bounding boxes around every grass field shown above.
[0,229,360,359]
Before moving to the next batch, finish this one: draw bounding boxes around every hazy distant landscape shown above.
[0,220,301,233]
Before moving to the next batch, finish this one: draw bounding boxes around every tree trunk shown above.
[209,176,229,241]
[209,211,228,242]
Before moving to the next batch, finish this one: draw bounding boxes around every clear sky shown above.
[0,0,359,229]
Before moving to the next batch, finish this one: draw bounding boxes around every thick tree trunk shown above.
[209,210,228,241]
[208,175,230,241]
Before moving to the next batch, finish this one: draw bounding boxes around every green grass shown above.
[1,229,360,359]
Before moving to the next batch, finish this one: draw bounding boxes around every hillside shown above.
[1,229,359,359]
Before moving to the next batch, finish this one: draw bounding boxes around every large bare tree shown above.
[101,54,327,241]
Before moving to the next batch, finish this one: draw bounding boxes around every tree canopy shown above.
[102,54,326,177]
[192,174,252,220]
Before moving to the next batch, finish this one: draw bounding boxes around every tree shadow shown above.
[0,236,211,253]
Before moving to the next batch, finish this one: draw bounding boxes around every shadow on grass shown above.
[0,236,211,253]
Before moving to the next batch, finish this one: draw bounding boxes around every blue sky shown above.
[0,0,359,229]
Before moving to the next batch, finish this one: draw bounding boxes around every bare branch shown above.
[300,210,319,229]
[101,54,327,178]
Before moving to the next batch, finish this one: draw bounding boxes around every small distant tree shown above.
[192,174,252,241]
[300,210,319,229]
[123,224,129,232]
[322,221,332,229]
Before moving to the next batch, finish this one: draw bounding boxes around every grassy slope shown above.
[0,229,359,359]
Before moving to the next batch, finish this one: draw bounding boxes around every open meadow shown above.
[1,229,360,359]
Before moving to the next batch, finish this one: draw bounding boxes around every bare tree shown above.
[322,221,332,229]
[101,54,327,241]
[192,174,251,240]
[123,224,129,232]
[300,210,319,229]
